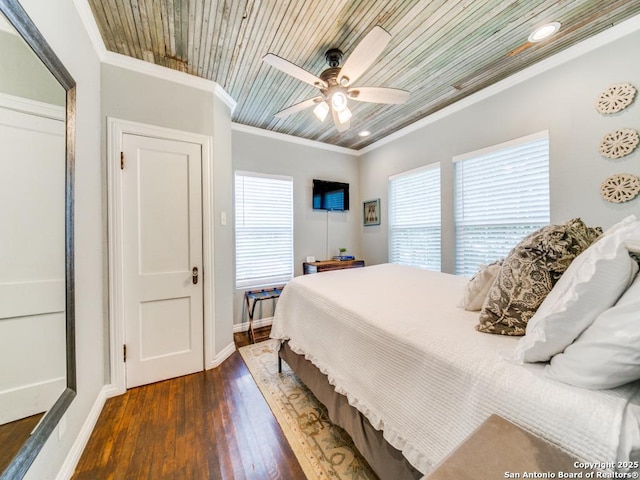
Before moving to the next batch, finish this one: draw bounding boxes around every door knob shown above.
[192,267,198,284]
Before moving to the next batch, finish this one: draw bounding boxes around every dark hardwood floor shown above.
[72,326,305,480]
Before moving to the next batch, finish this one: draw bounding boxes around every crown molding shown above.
[232,122,359,156]
[213,83,237,114]
[359,13,640,155]
[102,51,237,113]
[72,0,236,113]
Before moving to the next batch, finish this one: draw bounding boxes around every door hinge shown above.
[120,151,124,170]
[123,344,127,362]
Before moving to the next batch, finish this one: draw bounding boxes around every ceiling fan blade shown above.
[274,96,324,118]
[332,107,350,132]
[348,86,409,104]
[338,26,391,87]
[263,53,327,89]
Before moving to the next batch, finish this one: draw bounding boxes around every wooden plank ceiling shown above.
[88,0,640,150]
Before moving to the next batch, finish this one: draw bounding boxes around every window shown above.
[389,164,441,271]
[454,131,550,276]
[235,172,293,288]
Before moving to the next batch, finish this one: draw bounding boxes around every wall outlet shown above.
[221,211,227,226]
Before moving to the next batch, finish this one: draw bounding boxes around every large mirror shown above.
[0,0,76,478]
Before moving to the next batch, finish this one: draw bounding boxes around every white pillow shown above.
[603,214,637,236]
[544,270,640,389]
[458,261,501,311]
[512,219,640,363]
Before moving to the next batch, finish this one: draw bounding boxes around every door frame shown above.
[107,117,215,395]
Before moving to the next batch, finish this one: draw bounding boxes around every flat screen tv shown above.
[312,179,349,211]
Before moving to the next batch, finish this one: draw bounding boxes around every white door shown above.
[122,133,204,389]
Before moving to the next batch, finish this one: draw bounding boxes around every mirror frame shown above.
[0,0,76,478]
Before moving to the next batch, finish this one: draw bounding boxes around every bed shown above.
[270,263,640,479]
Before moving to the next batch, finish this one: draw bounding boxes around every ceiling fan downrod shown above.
[324,48,343,68]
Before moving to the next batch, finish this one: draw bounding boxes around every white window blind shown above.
[454,132,550,276]
[235,172,293,288]
[389,164,441,271]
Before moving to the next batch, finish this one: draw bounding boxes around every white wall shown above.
[17,0,105,479]
[231,128,359,326]
[211,94,235,353]
[359,28,640,274]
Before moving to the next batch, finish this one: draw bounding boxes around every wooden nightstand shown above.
[303,259,365,274]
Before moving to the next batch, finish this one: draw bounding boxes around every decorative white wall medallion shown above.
[595,83,636,114]
[600,173,640,203]
[599,128,639,159]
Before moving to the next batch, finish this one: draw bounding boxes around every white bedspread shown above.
[270,264,640,475]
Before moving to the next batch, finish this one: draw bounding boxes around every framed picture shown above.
[363,199,381,226]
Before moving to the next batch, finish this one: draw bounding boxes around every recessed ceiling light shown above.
[359,130,371,137]
[528,22,561,43]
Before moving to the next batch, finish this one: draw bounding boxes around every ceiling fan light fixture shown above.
[331,91,348,112]
[337,106,352,124]
[263,25,402,133]
[313,101,329,122]
[528,22,561,43]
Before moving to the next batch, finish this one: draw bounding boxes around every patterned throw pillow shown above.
[476,218,602,336]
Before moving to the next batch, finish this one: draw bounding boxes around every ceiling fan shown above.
[262,26,410,133]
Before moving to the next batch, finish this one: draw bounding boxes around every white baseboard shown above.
[207,342,236,369]
[232,316,274,333]
[55,384,118,480]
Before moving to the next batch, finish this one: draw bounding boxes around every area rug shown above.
[238,339,378,480]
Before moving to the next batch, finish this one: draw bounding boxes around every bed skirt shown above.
[279,340,423,480]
